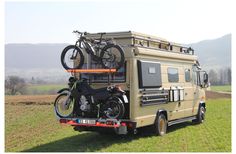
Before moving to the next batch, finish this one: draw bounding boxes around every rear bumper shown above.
[59,118,136,129]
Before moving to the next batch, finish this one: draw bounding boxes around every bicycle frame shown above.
[74,33,104,61]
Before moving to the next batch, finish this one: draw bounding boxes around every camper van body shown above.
[58,31,207,135]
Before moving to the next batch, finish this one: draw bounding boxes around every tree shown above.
[5,76,26,95]
[227,68,231,85]
[208,69,218,85]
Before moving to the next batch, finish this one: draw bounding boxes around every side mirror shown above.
[203,73,208,83]
[203,73,209,88]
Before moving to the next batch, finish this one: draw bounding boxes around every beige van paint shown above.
[76,31,206,128]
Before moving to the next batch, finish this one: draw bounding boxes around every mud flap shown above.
[114,125,128,135]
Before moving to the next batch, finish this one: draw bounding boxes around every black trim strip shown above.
[141,101,167,106]
[168,116,196,126]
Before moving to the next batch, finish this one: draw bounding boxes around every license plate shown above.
[123,95,128,103]
[77,119,96,125]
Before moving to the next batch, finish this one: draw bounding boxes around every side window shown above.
[192,65,199,85]
[168,68,179,82]
[185,69,191,82]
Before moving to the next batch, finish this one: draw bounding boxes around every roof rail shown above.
[132,36,194,55]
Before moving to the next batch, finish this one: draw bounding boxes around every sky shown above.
[4,0,234,44]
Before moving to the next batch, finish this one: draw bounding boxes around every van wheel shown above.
[195,106,206,124]
[154,113,167,136]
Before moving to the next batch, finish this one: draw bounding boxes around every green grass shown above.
[25,84,66,95]
[210,85,231,92]
[5,98,231,152]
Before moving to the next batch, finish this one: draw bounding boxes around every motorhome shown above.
[56,31,208,136]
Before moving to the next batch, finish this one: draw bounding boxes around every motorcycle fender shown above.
[57,88,70,94]
[122,95,128,103]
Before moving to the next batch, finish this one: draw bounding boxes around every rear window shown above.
[80,62,126,83]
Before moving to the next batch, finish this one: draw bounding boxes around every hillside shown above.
[189,34,231,70]
[5,43,70,83]
[5,34,231,82]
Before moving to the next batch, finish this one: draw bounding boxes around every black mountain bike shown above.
[61,31,125,70]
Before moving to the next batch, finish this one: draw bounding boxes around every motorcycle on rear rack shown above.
[54,77,128,119]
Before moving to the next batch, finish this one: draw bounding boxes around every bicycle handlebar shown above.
[73,30,90,35]
[73,31,109,43]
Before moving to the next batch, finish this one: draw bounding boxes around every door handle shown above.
[178,101,181,107]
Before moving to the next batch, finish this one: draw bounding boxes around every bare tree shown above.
[5,76,26,95]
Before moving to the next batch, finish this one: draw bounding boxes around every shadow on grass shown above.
[23,121,195,152]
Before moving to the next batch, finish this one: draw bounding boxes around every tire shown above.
[101,97,125,119]
[100,44,125,70]
[195,106,206,124]
[154,113,167,136]
[54,93,75,118]
[61,45,84,70]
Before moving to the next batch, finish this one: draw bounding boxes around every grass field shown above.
[25,84,66,95]
[5,98,231,152]
[210,85,231,92]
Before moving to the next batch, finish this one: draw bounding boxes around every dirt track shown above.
[206,91,231,99]
[5,95,57,105]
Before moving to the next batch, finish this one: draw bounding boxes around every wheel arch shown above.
[156,109,168,121]
[199,101,206,111]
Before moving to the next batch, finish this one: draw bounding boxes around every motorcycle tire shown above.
[54,93,75,118]
[101,96,125,119]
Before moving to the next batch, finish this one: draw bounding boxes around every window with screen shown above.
[168,68,179,82]
[80,62,126,83]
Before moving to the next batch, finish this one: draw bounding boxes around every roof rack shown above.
[131,36,194,55]
[85,31,194,55]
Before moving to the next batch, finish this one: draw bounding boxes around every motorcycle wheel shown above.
[54,93,75,118]
[101,96,125,119]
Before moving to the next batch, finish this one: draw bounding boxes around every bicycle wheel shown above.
[61,45,84,70]
[54,93,75,118]
[100,44,125,70]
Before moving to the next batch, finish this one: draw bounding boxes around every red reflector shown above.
[121,122,127,126]
[59,119,67,123]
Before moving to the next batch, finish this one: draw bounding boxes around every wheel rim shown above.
[63,49,82,69]
[55,95,74,117]
[103,101,121,119]
[201,108,205,121]
[159,118,166,134]
[101,47,122,69]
